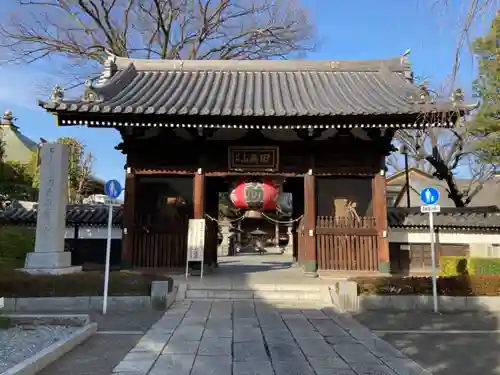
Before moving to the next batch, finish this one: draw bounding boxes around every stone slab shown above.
[233,341,269,362]
[233,361,274,375]
[190,355,232,375]
[2,298,16,312]
[197,337,232,356]
[149,354,195,375]
[109,300,433,375]
[112,351,157,373]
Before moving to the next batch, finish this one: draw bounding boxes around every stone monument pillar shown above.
[218,220,230,257]
[284,225,294,255]
[23,143,82,275]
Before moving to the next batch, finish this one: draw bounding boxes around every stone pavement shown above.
[112,301,431,375]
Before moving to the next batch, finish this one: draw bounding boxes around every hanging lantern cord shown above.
[204,212,302,225]
[204,213,246,224]
[261,213,304,224]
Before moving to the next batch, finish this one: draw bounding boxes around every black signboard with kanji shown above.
[228,146,279,171]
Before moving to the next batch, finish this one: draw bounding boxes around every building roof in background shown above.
[0,204,122,227]
[39,56,474,127]
[388,206,500,230]
[0,110,37,164]
[386,168,500,208]
[0,109,106,191]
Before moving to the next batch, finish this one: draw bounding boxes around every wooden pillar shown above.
[303,173,318,277]
[372,168,390,273]
[193,172,205,219]
[122,168,137,268]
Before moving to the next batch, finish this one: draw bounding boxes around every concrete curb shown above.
[6,314,90,327]
[1,323,97,375]
[329,280,500,312]
[2,280,176,312]
[166,285,178,309]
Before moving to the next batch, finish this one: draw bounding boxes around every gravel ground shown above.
[36,310,165,375]
[0,325,80,373]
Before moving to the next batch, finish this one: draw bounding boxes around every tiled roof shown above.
[387,207,500,230]
[0,205,122,227]
[3,205,499,230]
[39,57,472,124]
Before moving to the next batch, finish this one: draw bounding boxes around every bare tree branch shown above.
[0,0,316,88]
[388,1,496,207]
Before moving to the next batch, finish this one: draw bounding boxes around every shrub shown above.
[352,275,500,296]
[471,258,500,275]
[0,315,11,330]
[0,266,172,297]
[0,225,35,267]
[440,256,500,276]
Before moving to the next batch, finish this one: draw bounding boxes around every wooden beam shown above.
[372,168,390,273]
[193,173,206,219]
[303,173,318,277]
[122,167,137,268]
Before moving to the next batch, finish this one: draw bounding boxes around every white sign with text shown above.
[186,219,206,280]
[420,205,441,213]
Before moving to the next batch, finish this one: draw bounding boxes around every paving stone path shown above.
[112,301,430,375]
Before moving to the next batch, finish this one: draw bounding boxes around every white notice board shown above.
[187,219,206,262]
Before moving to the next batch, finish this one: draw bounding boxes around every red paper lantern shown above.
[230,180,278,211]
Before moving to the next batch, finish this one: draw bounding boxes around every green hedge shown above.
[440,256,500,276]
[353,275,500,296]
[0,225,35,267]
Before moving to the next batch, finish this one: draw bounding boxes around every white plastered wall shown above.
[389,228,500,257]
[63,226,122,239]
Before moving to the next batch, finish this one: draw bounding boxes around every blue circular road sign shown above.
[421,187,440,205]
[104,179,122,199]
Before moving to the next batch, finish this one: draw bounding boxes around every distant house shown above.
[385,168,500,273]
[0,110,105,196]
[1,110,38,165]
[386,168,500,208]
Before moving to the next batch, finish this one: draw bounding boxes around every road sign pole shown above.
[429,210,439,313]
[103,203,113,315]
[102,179,123,315]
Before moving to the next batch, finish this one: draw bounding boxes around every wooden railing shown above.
[316,216,378,271]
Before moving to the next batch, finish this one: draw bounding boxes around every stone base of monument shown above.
[22,251,82,275]
[283,247,293,255]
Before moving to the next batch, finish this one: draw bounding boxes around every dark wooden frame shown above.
[228,146,280,172]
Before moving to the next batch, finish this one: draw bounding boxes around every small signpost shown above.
[186,219,206,280]
[420,187,441,313]
[103,179,122,315]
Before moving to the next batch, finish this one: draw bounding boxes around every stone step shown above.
[181,285,332,303]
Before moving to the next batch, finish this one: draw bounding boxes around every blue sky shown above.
[0,0,494,195]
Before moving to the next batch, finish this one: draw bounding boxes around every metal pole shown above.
[103,204,113,315]
[429,211,439,313]
[404,153,411,208]
[275,215,280,252]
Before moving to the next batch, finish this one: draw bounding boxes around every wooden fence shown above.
[131,214,189,268]
[316,216,378,271]
[130,214,220,269]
